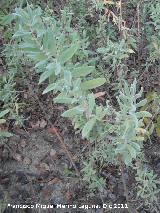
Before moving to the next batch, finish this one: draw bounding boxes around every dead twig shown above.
[137,2,141,66]
[26,80,80,177]
[50,126,80,177]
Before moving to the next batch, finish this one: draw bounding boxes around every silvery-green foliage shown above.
[91,0,104,11]
[148,36,160,62]
[80,79,153,192]
[0,62,24,128]
[97,39,134,69]
[82,80,152,190]
[82,160,106,191]
[0,71,16,104]
[114,79,152,166]
[136,165,160,205]
[0,109,12,138]
[150,2,160,32]
[146,2,160,62]
[11,4,159,204]
[12,4,106,139]
[1,39,26,127]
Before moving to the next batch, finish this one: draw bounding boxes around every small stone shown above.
[50,149,57,157]
[39,119,47,128]
[20,140,27,148]
[108,192,116,201]
[24,92,28,99]
[13,153,22,162]
[39,163,50,171]
[23,157,32,165]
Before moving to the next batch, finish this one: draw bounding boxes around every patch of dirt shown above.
[0,128,81,211]
[0,124,134,213]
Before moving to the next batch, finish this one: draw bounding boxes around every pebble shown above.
[23,157,32,165]
[20,140,27,148]
[50,149,57,157]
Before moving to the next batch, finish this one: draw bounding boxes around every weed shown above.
[135,163,160,206]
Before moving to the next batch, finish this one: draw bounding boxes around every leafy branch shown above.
[10,4,160,205]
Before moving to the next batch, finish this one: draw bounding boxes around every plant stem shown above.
[119,160,129,201]
[118,155,133,213]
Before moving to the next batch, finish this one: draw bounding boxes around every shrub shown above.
[3,3,160,208]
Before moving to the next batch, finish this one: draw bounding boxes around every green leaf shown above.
[19,42,37,50]
[0,131,12,138]
[95,106,103,118]
[127,144,137,159]
[39,63,55,84]
[82,117,96,138]
[132,142,141,151]
[136,99,147,108]
[146,91,156,102]
[0,14,15,25]
[124,152,132,166]
[13,31,32,38]
[136,111,152,118]
[0,119,6,124]
[64,70,72,86]
[35,60,47,68]
[55,62,61,75]
[58,43,79,64]
[54,97,75,104]
[46,63,54,70]
[73,79,81,91]
[54,94,77,104]
[149,123,154,136]
[123,81,130,96]
[39,69,55,84]
[127,48,135,53]
[62,106,84,118]
[27,52,48,61]
[156,127,160,137]
[81,78,106,90]
[49,74,56,84]
[134,136,144,141]
[72,65,95,78]
[88,93,95,114]
[42,83,56,94]
[43,30,57,56]
[24,48,42,53]
[0,109,10,118]
[116,144,127,152]
[14,7,30,20]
